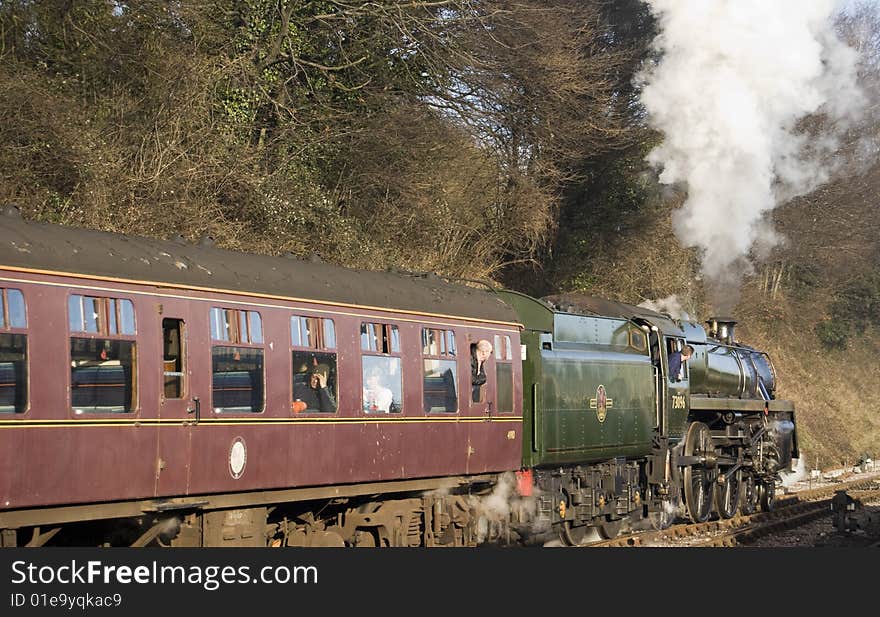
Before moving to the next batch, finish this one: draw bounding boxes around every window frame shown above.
[493,334,515,414]
[360,321,403,414]
[290,313,339,415]
[0,287,29,415]
[161,317,187,400]
[68,292,139,416]
[421,327,459,414]
[209,306,266,415]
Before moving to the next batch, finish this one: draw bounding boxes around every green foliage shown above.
[545,142,657,294]
[788,263,822,298]
[0,0,656,281]
[816,319,850,350]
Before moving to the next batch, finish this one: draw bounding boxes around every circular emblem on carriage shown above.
[596,385,608,422]
[229,437,247,480]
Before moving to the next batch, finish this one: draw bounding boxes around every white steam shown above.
[638,294,693,321]
[468,472,538,544]
[781,456,809,487]
[639,0,865,310]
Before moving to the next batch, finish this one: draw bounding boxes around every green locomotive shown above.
[498,290,798,545]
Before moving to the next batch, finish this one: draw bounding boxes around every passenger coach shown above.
[0,209,524,547]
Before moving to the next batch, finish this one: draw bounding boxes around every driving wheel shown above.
[682,422,717,523]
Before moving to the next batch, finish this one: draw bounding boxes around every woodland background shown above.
[2,1,879,469]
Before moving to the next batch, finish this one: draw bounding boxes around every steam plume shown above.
[638,0,865,312]
[638,294,693,321]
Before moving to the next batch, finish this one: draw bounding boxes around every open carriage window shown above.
[162,318,185,399]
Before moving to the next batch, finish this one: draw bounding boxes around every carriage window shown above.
[210,307,262,344]
[211,307,264,413]
[361,322,400,353]
[211,346,264,413]
[291,315,336,349]
[292,315,337,414]
[494,335,513,413]
[69,295,136,335]
[422,328,457,413]
[69,294,136,414]
[361,321,402,413]
[0,288,27,413]
[162,318,185,399]
[70,338,136,414]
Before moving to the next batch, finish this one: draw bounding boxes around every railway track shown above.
[584,475,880,548]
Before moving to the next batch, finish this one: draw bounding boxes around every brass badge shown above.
[589,385,613,423]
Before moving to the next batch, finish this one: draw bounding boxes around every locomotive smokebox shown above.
[706,317,737,345]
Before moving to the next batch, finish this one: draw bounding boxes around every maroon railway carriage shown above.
[0,211,523,546]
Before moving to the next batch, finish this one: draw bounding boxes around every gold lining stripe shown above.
[0,265,523,329]
[0,416,523,428]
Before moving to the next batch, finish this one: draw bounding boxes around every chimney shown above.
[706,317,737,345]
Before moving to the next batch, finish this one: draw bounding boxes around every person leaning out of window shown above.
[471,339,493,402]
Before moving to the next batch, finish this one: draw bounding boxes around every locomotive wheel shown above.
[740,474,759,515]
[759,480,776,512]
[682,422,716,523]
[714,471,740,519]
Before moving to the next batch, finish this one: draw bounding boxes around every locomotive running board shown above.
[689,398,795,413]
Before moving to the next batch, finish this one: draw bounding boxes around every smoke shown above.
[638,294,693,321]
[638,0,865,313]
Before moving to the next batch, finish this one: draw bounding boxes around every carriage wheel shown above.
[683,422,716,523]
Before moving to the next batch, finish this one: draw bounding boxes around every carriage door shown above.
[465,334,501,474]
[154,299,194,496]
[664,336,690,437]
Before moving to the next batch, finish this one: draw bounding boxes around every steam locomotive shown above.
[0,210,796,546]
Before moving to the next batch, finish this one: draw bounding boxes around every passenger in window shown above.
[471,339,493,403]
[363,366,393,413]
[293,363,337,413]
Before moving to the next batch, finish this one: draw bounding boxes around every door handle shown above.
[187,396,201,424]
